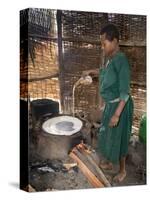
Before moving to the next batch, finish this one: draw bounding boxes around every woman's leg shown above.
[113,156,127,182]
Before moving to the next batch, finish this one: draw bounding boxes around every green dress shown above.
[97,51,134,164]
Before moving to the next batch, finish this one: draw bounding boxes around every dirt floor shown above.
[28,132,146,192]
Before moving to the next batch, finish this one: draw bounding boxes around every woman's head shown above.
[100,24,119,56]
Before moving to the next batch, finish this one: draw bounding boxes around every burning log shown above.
[69,143,111,188]
[77,143,111,187]
[70,150,104,188]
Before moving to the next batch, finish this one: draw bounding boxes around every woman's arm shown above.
[109,54,130,128]
[114,100,126,117]
[82,68,99,76]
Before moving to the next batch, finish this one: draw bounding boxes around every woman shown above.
[83,24,134,182]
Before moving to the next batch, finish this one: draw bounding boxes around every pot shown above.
[36,115,84,160]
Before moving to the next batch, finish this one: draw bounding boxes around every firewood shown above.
[77,144,111,187]
[69,151,104,188]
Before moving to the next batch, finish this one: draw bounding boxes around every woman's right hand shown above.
[109,114,120,127]
[82,70,90,77]
[82,69,99,77]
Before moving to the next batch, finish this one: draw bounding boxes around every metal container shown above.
[36,115,83,160]
[31,99,59,122]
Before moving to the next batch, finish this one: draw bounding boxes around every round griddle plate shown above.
[42,116,83,136]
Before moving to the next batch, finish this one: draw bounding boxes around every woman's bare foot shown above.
[113,171,127,183]
[99,162,113,170]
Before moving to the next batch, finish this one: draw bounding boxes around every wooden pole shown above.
[28,34,146,47]
[56,10,64,113]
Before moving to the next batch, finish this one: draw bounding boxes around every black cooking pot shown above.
[31,99,59,122]
[36,114,84,160]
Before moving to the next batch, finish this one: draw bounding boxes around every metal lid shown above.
[42,116,83,136]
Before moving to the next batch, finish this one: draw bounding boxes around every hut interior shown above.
[20,8,146,192]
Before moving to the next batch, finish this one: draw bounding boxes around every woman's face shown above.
[100,33,117,56]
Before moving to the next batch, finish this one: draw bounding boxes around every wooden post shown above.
[56,10,65,113]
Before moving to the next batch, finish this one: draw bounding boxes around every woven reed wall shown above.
[20,9,60,102]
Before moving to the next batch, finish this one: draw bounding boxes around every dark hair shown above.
[100,24,119,42]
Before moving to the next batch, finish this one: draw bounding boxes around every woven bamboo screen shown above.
[20,8,146,130]
[20,8,60,102]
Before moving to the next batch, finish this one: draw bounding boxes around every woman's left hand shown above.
[109,114,120,127]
